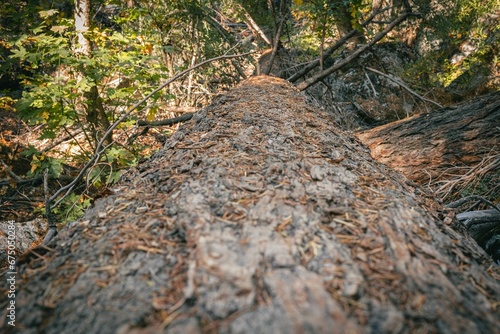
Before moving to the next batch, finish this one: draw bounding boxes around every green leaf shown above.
[9,46,27,59]
[40,129,57,140]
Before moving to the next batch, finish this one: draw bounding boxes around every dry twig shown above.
[365,67,442,108]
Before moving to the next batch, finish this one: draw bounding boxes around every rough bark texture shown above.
[2,77,499,333]
[356,91,500,185]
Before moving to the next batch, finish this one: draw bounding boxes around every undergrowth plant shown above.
[10,9,170,222]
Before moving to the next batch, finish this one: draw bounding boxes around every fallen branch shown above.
[237,4,271,45]
[365,67,442,108]
[128,113,195,145]
[0,174,75,187]
[456,210,500,228]
[137,112,194,127]
[447,195,500,214]
[287,7,390,83]
[203,15,248,79]
[296,11,420,91]
[41,129,84,153]
[0,158,23,182]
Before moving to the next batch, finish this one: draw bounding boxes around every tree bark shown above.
[3,76,499,333]
[74,0,92,56]
[356,91,500,185]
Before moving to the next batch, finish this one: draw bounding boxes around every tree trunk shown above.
[74,0,112,146]
[74,0,92,56]
[356,91,500,186]
[3,77,499,333]
[333,1,366,46]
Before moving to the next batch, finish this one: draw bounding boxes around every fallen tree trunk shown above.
[356,91,500,187]
[2,76,499,333]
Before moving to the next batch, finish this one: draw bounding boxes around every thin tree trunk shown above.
[6,76,499,334]
[263,15,285,76]
[74,0,112,146]
[74,0,92,56]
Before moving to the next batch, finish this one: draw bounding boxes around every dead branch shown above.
[203,14,248,79]
[0,158,23,182]
[0,174,75,187]
[237,4,271,45]
[365,67,442,108]
[287,7,391,83]
[128,112,195,145]
[447,195,500,213]
[41,129,84,153]
[137,112,194,127]
[296,11,420,91]
[456,210,500,229]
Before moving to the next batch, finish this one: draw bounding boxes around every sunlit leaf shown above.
[51,25,69,34]
[39,9,59,19]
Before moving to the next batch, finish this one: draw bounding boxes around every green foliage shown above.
[52,192,92,223]
[289,0,369,52]
[407,0,499,94]
[24,149,65,178]
[11,10,168,139]
[7,8,174,221]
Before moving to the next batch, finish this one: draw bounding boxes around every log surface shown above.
[356,92,500,184]
[2,76,499,333]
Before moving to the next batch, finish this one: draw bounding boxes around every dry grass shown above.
[433,153,500,204]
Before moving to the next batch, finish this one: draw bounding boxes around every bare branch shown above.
[237,4,271,45]
[296,12,420,91]
[137,112,194,127]
[42,129,84,153]
[365,67,443,108]
[1,158,23,182]
[288,6,392,83]
[447,195,500,214]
